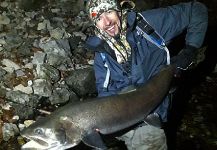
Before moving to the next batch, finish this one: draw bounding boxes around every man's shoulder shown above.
[86,36,103,48]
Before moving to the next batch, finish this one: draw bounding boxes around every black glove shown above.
[171,45,197,77]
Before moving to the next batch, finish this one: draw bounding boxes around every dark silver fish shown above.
[20,65,175,150]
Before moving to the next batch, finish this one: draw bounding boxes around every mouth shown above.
[21,136,61,150]
[107,25,115,31]
[105,25,117,36]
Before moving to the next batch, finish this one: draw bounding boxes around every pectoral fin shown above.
[59,116,82,146]
[82,131,107,150]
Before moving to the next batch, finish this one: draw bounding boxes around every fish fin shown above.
[59,116,82,146]
[82,131,107,150]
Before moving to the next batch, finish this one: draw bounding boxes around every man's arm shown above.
[141,1,208,48]
[141,2,208,74]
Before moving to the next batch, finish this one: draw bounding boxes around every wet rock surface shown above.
[0,0,216,149]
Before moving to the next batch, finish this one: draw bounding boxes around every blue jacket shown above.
[85,2,208,122]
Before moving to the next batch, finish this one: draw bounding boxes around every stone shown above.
[18,124,25,131]
[15,69,26,77]
[2,123,19,141]
[4,33,24,51]
[0,15,10,25]
[49,28,70,39]
[0,87,7,98]
[1,59,21,73]
[33,79,52,97]
[0,39,6,45]
[0,67,7,78]
[51,8,61,13]
[24,63,34,69]
[38,39,73,67]
[0,2,9,8]
[73,31,87,41]
[65,67,96,97]
[32,51,46,65]
[37,64,61,83]
[6,91,30,104]
[49,87,72,104]
[23,120,35,127]
[13,84,33,94]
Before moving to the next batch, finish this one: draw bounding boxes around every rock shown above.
[51,8,61,13]
[37,19,53,31]
[18,124,25,131]
[6,91,30,104]
[32,51,46,65]
[17,135,26,146]
[38,39,73,67]
[0,15,10,25]
[23,120,35,127]
[1,59,21,73]
[24,63,34,69]
[49,28,70,39]
[1,108,15,123]
[88,59,94,65]
[68,36,82,50]
[0,38,6,45]
[0,103,11,110]
[73,31,87,41]
[0,87,7,98]
[24,11,38,19]
[15,69,26,77]
[33,79,52,97]
[0,67,7,78]
[37,64,61,83]
[0,120,3,143]
[0,2,9,8]
[13,84,33,94]
[8,94,40,120]
[4,33,24,51]
[17,39,34,57]
[65,67,96,97]
[49,87,75,104]
[2,123,19,141]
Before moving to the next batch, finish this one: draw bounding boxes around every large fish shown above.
[20,65,175,150]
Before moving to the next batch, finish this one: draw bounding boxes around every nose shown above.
[102,15,111,26]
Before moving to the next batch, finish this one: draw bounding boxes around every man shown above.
[85,0,208,149]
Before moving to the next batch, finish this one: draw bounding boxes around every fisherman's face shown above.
[95,10,120,37]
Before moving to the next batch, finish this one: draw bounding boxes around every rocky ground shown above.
[0,0,216,150]
[176,73,217,149]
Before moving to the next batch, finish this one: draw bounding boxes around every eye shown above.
[95,17,101,22]
[34,128,44,135]
[107,10,112,14]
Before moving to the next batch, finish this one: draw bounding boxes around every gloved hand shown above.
[171,45,197,77]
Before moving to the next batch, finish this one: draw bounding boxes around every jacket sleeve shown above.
[141,1,208,48]
[94,52,117,97]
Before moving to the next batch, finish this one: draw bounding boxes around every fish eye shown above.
[34,128,44,135]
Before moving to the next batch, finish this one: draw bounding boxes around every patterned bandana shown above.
[87,0,119,22]
[87,0,131,63]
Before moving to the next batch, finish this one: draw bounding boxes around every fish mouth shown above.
[29,137,49,146]
[22,136,61,150]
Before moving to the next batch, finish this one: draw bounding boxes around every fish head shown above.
[20,116,82,150]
